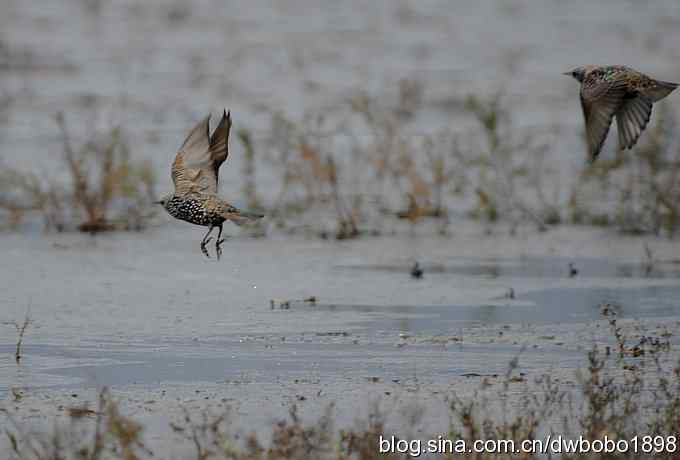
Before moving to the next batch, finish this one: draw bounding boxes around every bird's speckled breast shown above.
[166,196,225,227]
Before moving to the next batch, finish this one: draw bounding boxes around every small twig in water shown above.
[11,310,32,364]
[643,242,655,276]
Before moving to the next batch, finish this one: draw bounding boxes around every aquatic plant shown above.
[234,82,563,240]
[0,112,156,233]
[1,308,32,364]
[461,92,553,232]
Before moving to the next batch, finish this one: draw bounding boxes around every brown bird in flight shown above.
[564,65,678,161]
[156,110,263,259]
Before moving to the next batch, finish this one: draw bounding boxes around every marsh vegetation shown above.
[0,113,156,233]
[3,313,680,459]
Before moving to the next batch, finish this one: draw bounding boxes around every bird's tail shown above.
[649,80,679,102]
[228,209,265,226]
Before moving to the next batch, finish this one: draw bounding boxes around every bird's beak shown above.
[153,200,163,205]
[562,71,572,76]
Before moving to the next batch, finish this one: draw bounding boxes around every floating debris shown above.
[67,407,99,418]
[428,336,462,345]
[410,262,423,279]
[270,299,290,310]
[568,262,579,278]
[600,302,621,316]
[270,296,318,310]
[10,387,24,402]
[461,372,499,378]
[315,331,349,337]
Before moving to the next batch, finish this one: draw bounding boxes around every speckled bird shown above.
[156,110,263,259]
[564,65,678,161]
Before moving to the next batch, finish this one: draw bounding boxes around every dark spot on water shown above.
[339,256,680,279]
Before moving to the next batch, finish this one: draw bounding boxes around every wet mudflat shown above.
[1,224,679,452]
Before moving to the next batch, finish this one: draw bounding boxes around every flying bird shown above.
[564,65,678,161]
[156,110,263,259]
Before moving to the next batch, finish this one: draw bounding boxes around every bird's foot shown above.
[216,238,226,260]
[200,237,213,258]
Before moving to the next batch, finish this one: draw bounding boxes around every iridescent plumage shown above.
[157,110,263,259]
[565,65,678,161]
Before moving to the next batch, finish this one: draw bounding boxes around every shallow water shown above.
[314,284,680,332]
[0,339,582,392]
[0,227,678,453]
[3,279,676,396]
[1,226,679,400]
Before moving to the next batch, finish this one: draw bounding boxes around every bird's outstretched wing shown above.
[644,80,678,102]
[616,95,652,150]
[580,78,627,160]
[172,110,231,196]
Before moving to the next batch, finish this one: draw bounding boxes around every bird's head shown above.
[154,194,174,212]
[563,66,587,83]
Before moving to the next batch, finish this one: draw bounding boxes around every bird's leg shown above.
[200,225,214,258]
[215,225,225,260]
